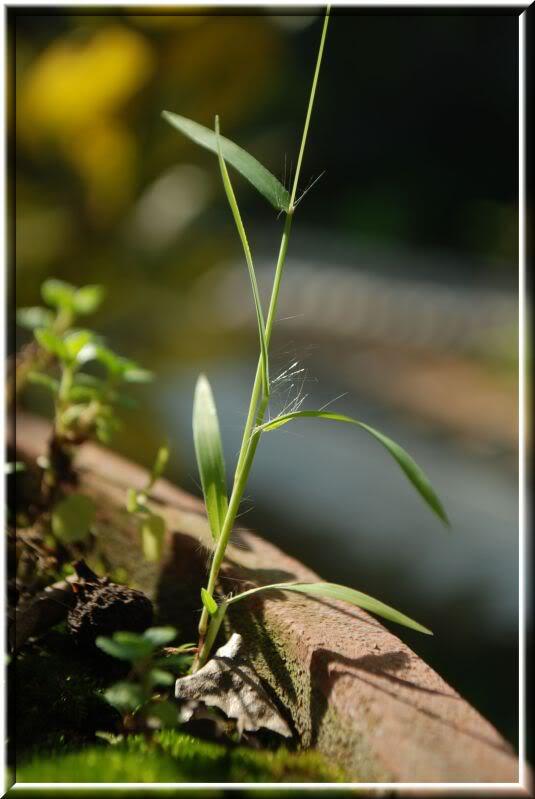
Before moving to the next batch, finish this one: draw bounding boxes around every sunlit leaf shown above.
[257,411,449,525]
[95,346,153,383]
[41,279,76,311]
[16,306,54,331]
[51,494,96,543]
[122,367,153,383]
[150,444,169,487]
[162,110,290,212]
[140,514,166,562]
[63,330,94,363]
[215,115,269,397]
[227,581,432,635]
[126,487,140,514]
[192,374,228,542]
[201,588,218,616]
[73,284,105,315]
[34,328,68,361]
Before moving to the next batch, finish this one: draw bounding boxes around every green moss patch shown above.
[17,731,345,783]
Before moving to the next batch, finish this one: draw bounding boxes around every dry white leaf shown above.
[175,633,292,738]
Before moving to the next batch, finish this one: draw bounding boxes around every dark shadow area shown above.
[155,531,208,642]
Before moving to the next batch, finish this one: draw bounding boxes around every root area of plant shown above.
[11,625,345,783]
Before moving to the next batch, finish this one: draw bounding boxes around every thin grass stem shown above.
[194,6,331,670]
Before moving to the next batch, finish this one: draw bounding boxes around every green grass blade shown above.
[215,116,269,399]
[226,581,432,635]
[193,374,228,542]
[162,110,289,212]
[256,410,449,525]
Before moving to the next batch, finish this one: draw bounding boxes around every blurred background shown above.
[12,9,519,748]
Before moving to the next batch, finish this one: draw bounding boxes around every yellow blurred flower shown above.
[17,25,154,217]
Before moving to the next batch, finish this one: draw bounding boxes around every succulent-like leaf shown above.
[162,110,290,212]
[257,410,449,525]
[227,581,432,635]
[192,374,228,542]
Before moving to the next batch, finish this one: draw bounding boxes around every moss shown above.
[17,731,346,784]
[17,747,181,783]
[11,794,222,799]
[228,745,346,782]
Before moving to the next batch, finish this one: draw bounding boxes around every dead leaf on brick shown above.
[174,633,292,738]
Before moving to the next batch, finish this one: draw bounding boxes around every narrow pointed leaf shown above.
[256,411,448,525]
[227,581,432,635]
[215,116,269,398]
[193,374,228,541]
[162,110,289,212]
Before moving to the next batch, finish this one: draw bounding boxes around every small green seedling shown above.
[126,444,170,562]
[96,627,195,732]
[163,6,449,672]
[18,279,153,485]
[17,279,105,338]
[15,279,105,399]
[31,335,152,447]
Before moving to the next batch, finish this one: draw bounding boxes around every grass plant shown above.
[163,6,449,672]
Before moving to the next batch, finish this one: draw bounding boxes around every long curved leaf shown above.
[193,375,228,542]
[162,110,290,212]
[256,411,449,525]
[214,116,269,398]
[226,581,432,635]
